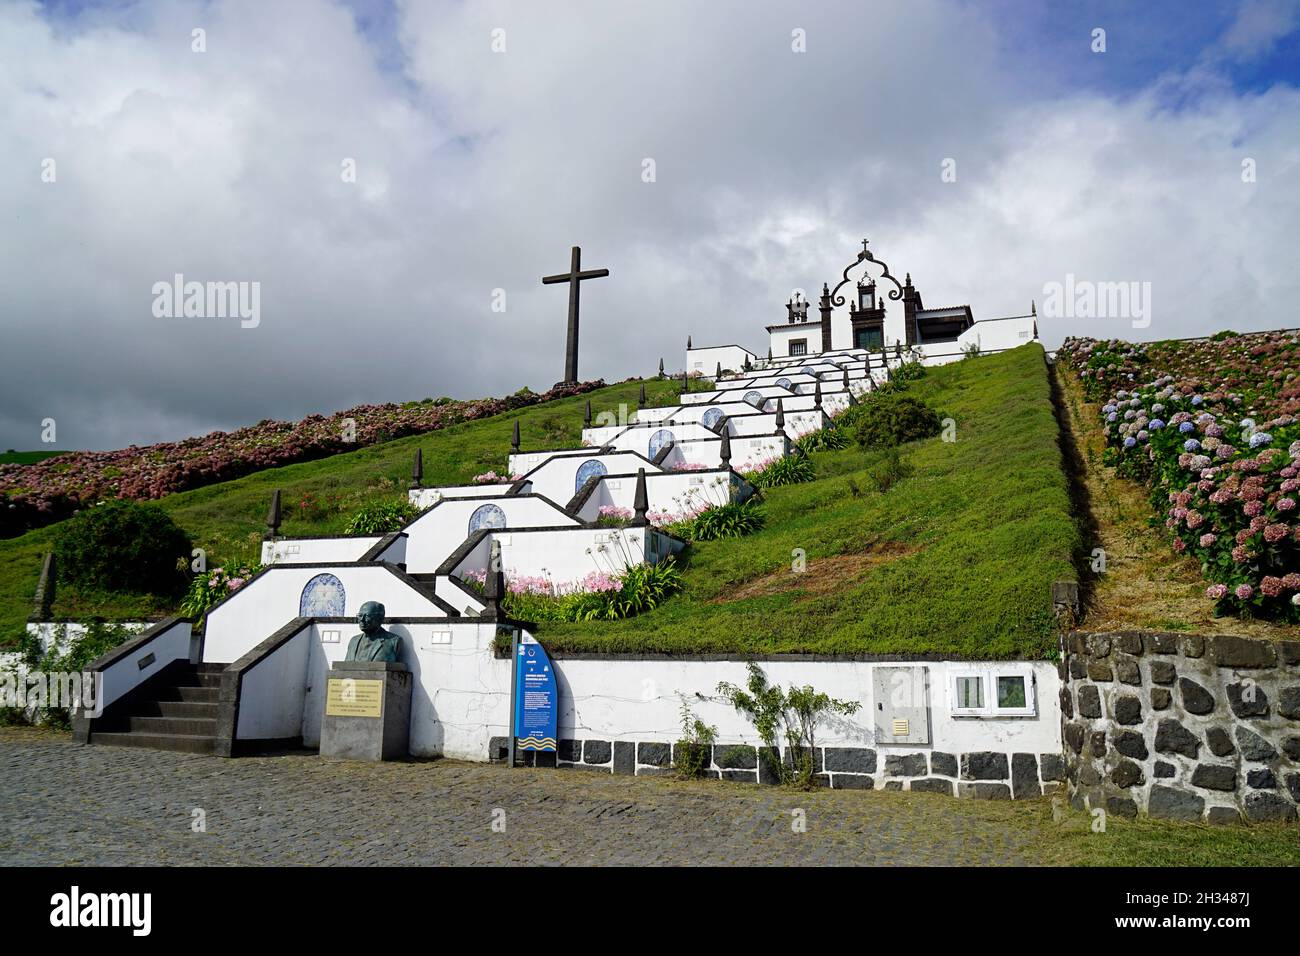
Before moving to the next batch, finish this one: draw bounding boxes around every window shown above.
[855,327,883,350]
[789,339,807,357]
[949,669,1036,717]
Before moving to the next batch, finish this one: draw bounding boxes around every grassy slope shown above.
[0,378,684,639]
[540,344,1078,658]
[0,451,67,465]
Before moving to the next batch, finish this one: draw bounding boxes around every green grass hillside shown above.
[0,378,684,639]
[543,344,1077,658]
[2,345,1078,658]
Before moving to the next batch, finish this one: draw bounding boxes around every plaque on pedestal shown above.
[320,661,412,761]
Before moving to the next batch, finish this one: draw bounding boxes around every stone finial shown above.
[814,380,822,409]
[681,370,688,392]
[412,448,424,487]
[266,489,282,537]
[639,382,647,405]
[1031,299,1037,316]
[715,361,722,379]
[30,552,55,623]
[658,357,664,379]
[719,428,731,467]
[767,346,773,361]
[632,468,649,527]
[687,334,692,349]
[775,398,786,433]
[511,420,520,453]
[584,400,592,427]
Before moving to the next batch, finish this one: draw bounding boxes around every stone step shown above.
[166,686,220,704]
[128,715,217,736]
[195,662,228,674]
[92,732,216,755]
[146,700,219,719]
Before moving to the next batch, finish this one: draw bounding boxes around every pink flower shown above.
[1263,523,1289,543]
[1276,497,1296,512]
[1260,576,1284,598]
[1199,533,1217,547]
[1206,584,1228,600]
[1243,500,1264,517]
[1235,584,1254,600]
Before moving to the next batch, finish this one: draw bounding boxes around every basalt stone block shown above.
[930,751,958,777]
[1234,727,1275,762]
[832,773,875,790]
[1090,730,1107,757]
[1227,681,1270,719]
[1244,791,1297,824]
[1069,657,1086,680]
[1178,677,1216,715]
[637,741,671,767]
[1040,753,1066,782]
[1283,737,1300,761]
[1146,632,1179,654]
[1191,764,1237,792]
[1116,657,1142,685]
[1114,696,1143,725]
[1180,634,1204,659]
[1012,753,1040,798]
[911,778,954,795]
[1059,687,1074,718]
[1206,727,1236,758]
[1280,641,1300,666]
[613,741,635,775]
[885,753,927,777]
[1211,635,1276,669]
[1111,760,1143,789]
[714,744,758,770]
[1116,632,1144,656]
[720,769,758,783]
[1148,786,1205,821]
[1287,774,1300,803]
[1247,768,1276,790]
[1087,662,1115,682]
[1107,795,1139,819]
[1079,763,1101,787]
[673,741,711,770]
[583,739,612,764]
[961,782,1011,800]
[884,780,903,791]
[489,736,509,762]
[1078,685,1102,719]
[557,738,582,762]
[758,747,782,785]
[781,747,823,772]
[1154,760,1175,778]
[1086,634,1112,658]
[822,746,875,774]
[1204,807,1240,825]
[1151,688,1171,710]
[1155,719,1201,758]
[1279,685,1300,720]
[1113,729,1149,760]
[961,751,1009,781]
[1065,722,1085,754]
[1149,660,1176,685]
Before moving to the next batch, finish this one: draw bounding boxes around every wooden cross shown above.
[542,246,609,384]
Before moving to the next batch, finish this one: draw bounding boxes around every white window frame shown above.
[948,667,1037,718]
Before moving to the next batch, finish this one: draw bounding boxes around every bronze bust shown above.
[344,601,402,663]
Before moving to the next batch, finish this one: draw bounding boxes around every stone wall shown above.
[1062,630,1300,824]
[489,736,1066,798]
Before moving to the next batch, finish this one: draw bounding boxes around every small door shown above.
[872,666,931,745]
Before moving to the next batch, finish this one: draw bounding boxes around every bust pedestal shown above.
[320,661,412,761]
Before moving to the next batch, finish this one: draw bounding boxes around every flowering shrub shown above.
[0,380,604,538]
[343,498,420,535]
[180,562,261,621]
[471,470,522,484]
[463,561,680,622]
[1059,331,1300,621]
[746,454,815,487]
[596,505,634,527]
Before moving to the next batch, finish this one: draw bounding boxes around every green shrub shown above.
[851,393,942,450]
[688,500,765,541]
[749,454,815,487]
[673,700,717,779]
[54,500,192,596]
[180,561,262,622]
[344,498,419,534]
[503,559,683,623]
[1,621,135,728]
[717,662,861,789]
[795,425,851,453]
[892,358,926,383]
[864,448,914,493]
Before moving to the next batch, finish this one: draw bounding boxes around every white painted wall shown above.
[403,495,579,574]
[661,434,786,471]
[508,447,592,477]
[93,620,192,713]
[446,526,675,589]
[571,469,743,522]
[769,325,823,358]
[261,536,384,565]
[686,344,755,375]
[521,449,661,503]
[203,565,445,663]
[411,482,519,509]
[235,625,311,741]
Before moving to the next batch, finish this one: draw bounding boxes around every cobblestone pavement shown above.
[0,729,1052,865]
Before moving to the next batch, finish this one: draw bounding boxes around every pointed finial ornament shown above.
[412,448,424,487]
[719,427,731,467]
[814,380,822,409]
[775,398,786,433]
[584,400,592,427]
[266,489,282,537]
[687,334,692,349]
[715,361,722,380]
[639,382,647,405]
[658,357,665,379]
[1031,299,1037,316]
[511,420,520,453]
[632,468,649,527]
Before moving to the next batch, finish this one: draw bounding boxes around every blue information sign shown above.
[514,636,557,751]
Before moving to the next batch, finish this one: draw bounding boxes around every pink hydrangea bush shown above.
[1059,331,1300,620]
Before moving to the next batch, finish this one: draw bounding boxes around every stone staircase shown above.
[90,662,227,754]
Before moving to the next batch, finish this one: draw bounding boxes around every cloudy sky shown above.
[2,0,1299,450]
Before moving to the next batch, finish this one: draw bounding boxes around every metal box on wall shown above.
[872,665,931,745]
